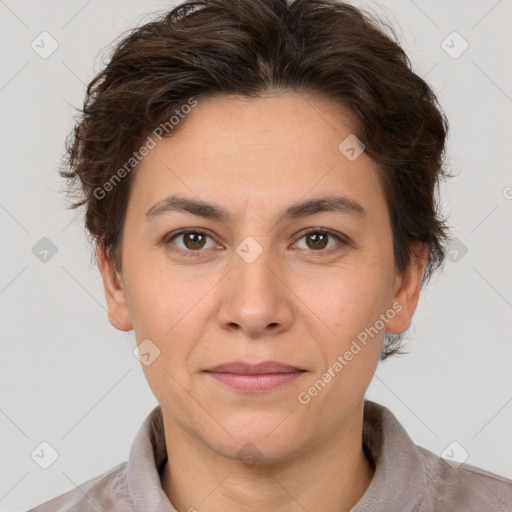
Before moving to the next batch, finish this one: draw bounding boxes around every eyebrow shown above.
[145,194,366,223]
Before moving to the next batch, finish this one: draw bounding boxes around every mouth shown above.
[203,361,307,392]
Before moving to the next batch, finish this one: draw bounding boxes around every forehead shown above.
[127,91,385,224]
[165,91,360,161]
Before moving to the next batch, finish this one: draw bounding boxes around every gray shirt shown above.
[28,400,512,511]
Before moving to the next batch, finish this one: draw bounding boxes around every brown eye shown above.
[165,229,218,256]
[164,228,347,258]
[305,232,329,250]
[181,232,207,250]
[294,229,346,254]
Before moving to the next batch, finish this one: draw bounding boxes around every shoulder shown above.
[417,446,512,511]
[27,462,131,512]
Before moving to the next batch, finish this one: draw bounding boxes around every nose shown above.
[216,245,294,339]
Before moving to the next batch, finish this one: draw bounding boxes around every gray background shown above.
[1,0,511,510]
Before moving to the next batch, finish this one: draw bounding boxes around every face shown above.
[98,91,426,463]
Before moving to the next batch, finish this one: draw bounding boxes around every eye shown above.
[292,228,347,255]
[163,227,348,258]
[164,229,220,256]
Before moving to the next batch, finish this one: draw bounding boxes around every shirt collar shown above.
[127,400,428,512]
[127,405,176,511]
[352,399,428,511]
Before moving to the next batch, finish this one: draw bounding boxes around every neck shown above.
[160,402,375,512]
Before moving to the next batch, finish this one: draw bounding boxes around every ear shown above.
[386,243,428,334]
[96,244,133,332]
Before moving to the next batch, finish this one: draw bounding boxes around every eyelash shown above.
[163,227,348,258]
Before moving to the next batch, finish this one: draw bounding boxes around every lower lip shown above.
[205,371,305,392]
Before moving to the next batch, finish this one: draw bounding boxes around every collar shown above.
[127,400,428,512]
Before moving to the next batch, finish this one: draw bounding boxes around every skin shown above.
[97,90,427,512]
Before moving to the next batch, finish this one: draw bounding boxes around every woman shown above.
[29,0,512,510]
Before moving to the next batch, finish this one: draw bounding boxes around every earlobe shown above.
[96,244,133,332]
[386,243,428,335]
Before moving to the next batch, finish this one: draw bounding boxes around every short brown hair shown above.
[61,0,450,360]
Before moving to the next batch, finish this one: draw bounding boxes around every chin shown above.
[202,417,306,466]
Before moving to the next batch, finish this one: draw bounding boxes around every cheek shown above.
[126,260,197,336]
[126,264,214,384]
[311,260,392,338]
[294,291,386,443]
[127,270,205,407]
[305,267,392,397]
[296,265,390,413]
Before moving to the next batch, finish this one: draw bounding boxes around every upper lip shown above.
[204,361,305,374]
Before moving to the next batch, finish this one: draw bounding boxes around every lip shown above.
[205,360,304,374]
[203,361,306,392]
